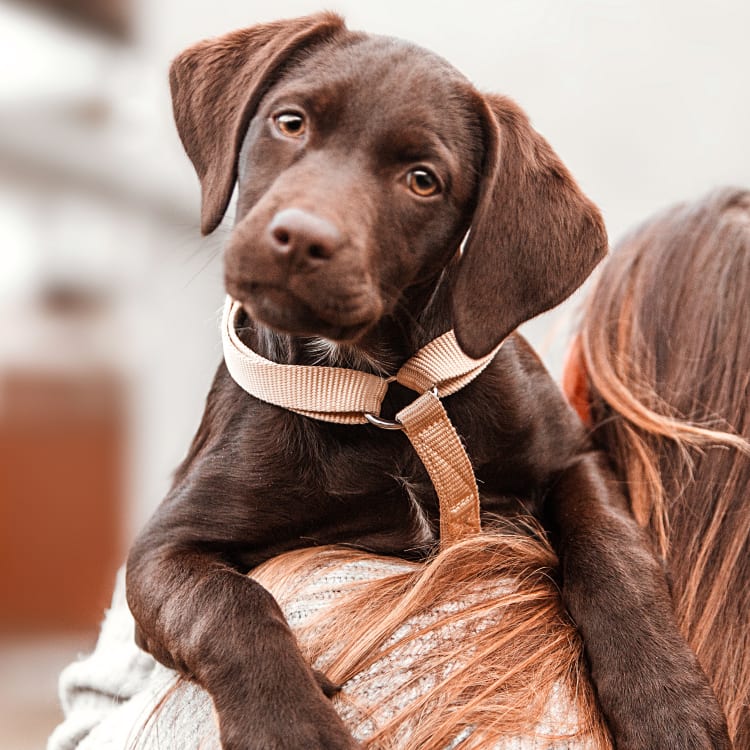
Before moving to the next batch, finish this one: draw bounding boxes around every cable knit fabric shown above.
[49,564,591,750]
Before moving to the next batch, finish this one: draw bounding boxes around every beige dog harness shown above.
[221,297,502,546]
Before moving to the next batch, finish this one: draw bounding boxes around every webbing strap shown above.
[222,300,386,424]
[397,391,482,543]
[221,297,501,546]
[396,329,496,397]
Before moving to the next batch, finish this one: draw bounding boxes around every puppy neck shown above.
[302,337,396,376]
[242,268,453,376]
[239,318,398,376]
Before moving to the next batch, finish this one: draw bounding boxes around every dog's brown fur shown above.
[126,14,730,749]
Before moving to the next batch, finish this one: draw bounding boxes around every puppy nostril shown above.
[273,228,290,245]
[308,244,328,260]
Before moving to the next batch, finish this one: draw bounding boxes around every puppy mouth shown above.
[237,283,379,342]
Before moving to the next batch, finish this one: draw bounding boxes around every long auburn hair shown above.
[581,187,750,745]
[254,524,611,749]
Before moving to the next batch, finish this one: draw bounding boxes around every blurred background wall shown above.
[0,1,748,747]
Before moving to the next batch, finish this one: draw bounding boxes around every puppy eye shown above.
[274,112,306,138]
[406,168,440,197]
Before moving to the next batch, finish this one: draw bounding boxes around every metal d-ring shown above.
[364,385,439,430]
[364,412,404,430]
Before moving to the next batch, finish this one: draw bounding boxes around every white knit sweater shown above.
[48,563,591,750]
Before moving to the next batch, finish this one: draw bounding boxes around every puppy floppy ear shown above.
[169,13,346,235]
[452,93,607,358]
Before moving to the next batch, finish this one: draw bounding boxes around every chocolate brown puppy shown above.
[126,13,730,749]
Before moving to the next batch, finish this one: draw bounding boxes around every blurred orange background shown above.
[1,1,748,747]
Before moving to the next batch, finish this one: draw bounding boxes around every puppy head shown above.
[170,13,607,352]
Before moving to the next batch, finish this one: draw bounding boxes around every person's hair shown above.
[254,522,611,749]
[581,186,750,744]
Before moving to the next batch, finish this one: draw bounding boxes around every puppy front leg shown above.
[126,498,358,749]
[546,452,730,750]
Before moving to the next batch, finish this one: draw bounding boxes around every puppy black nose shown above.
[267,208,342,263]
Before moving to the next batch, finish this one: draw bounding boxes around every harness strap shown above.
[397,391,482,543]
[396,327,496,397]
[223,300,388,424]
[221,297,501,546]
